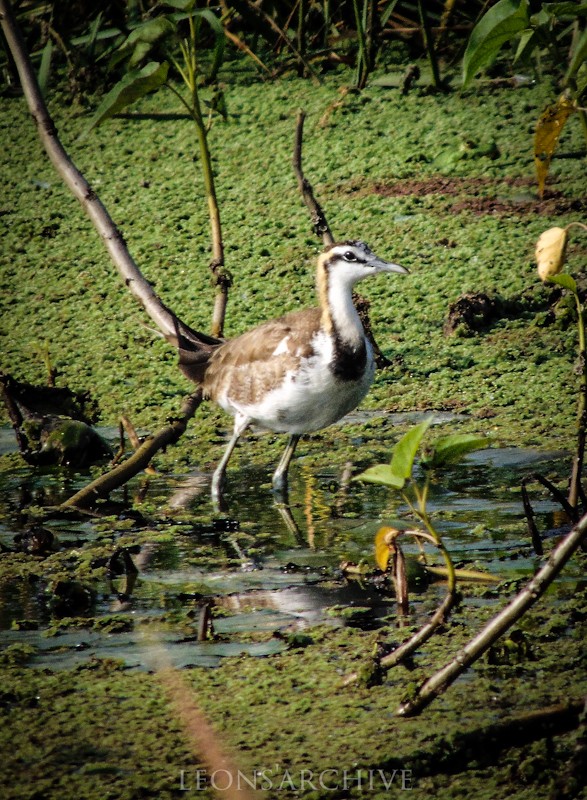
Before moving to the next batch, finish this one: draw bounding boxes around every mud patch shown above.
[371,176,587,216]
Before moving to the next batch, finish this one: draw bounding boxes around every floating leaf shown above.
[462,0,530,88]
[389,418,433,482]
[423,434,489,469]
[355,464,405,489]
[534,94,575,198]
[84,61,169,134]
[536,226,568,281]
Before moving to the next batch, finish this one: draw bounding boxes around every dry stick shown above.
[292,110,334,247]
[520,478,543,556]
[62,391,203,510]
[121,414,158,475]
[397,511,587,717]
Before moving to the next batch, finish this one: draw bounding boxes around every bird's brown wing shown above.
[203,308,322,407]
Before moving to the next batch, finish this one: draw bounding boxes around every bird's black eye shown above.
[343,250,357,262]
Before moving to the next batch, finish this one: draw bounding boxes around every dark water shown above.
[0,424,574,670]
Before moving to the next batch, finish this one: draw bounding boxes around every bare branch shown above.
[292,110,334,247]
[0,0,194,344]
[397,512,587,716]
[61,391,202,510]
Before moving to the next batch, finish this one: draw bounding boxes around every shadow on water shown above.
[0,424,576,672]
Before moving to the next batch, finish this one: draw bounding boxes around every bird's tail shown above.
[166,314,222,385]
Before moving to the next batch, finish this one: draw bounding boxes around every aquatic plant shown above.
[86,0,231,337]
[355,419,488,666]
[462,0,587,196]
[380,223,587,716]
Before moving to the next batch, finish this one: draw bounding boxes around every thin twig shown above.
[292,110,334,246]
[521,478,544,555]
[530,472,577,519]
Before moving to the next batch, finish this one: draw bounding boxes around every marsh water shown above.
[0,418,572,673]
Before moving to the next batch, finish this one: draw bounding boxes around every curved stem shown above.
[376,484,457,670]
[568,286,587,510]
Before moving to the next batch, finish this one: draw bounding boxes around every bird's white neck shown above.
[317,255,365,348]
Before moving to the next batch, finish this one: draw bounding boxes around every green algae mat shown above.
[1,62,587,799]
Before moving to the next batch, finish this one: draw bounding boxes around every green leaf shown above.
[354,464,405,490]
[513,29,538,65]
[462,0,530,88]
[566,25,587,83]
[86,10,104,59]
[422,434,489,469]
[194,8,226,81]
[548,273,577,292]
[38,40,53,98]
[84,61,169,134]
[389,418,434,481]
[128,41,155,69]
[109,18,175,69]
[543,3,587,18]
[126,18,175,45]
[164,0,199,10]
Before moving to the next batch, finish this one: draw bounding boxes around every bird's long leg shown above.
[272,434,301,497]
[211,415,250,502]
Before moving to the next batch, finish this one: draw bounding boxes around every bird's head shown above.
[320,240,408,285]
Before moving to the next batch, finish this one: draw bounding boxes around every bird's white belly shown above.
[219,341,376,434]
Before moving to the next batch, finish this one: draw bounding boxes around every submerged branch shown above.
[61,391,202,510]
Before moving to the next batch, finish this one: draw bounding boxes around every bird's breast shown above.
[228,331,375,434]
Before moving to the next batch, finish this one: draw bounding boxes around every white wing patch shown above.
[271,335,291,357]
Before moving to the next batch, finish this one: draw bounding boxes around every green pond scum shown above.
[1,55,587,800]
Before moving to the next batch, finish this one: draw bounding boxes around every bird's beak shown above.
[372,257,410,275]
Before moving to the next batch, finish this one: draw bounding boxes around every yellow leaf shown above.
[374,526,398,572]
[535,226,568,281]
[534,94,575,199]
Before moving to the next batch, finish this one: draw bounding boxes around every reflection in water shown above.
[0,433,573,670]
